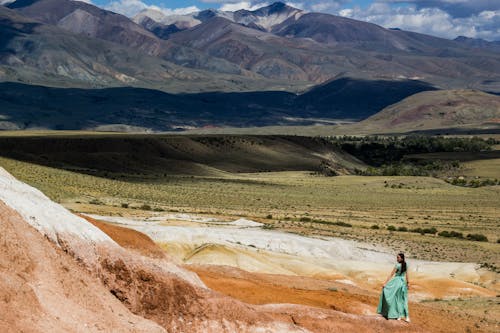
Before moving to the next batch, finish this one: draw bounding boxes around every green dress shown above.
[377,263,409,319]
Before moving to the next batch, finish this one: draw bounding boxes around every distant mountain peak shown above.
[241,1,301,16]
[232,1,302,31]
[455,35,479,42]
[453,35,500,51]
[256,2,296,14]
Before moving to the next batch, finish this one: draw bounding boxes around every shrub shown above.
[140,204,152,211]
[266,214,273,219]
[121,203,129,208]
[299,217,311,222]
[438,230,450,237]
[423,227,438,234]
[398,226,408,232]
[438,230,463,239]
[466,234,488,242]
[387,225,396,231]
[411,227,437,235]
[333,221,352,228]
[371,225,380,230]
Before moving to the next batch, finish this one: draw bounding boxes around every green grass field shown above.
[0,133,498,268]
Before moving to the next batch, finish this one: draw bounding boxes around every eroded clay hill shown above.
[0,167,428,332]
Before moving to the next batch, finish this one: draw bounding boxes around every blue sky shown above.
[90,0,500,41]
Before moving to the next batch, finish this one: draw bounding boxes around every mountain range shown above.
[1,0,500,131]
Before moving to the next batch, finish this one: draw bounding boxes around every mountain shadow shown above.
[0,78,435,131]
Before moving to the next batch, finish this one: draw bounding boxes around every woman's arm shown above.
[406,268,410,289]
[383,267,396,287]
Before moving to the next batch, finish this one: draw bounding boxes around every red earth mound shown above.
[0,201,164,332]
[79,213,167,259]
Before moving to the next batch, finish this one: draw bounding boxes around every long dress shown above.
[377,262,409,319]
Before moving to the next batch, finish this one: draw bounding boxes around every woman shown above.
[377,252,410,322]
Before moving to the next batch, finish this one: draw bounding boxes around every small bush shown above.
[140,204,152,211]
[121,203,129,208]
[266,214,273,219]
[466,234,488,242]
[438,230,463,239]
[333,221,352,228]
[299,217,312,222]
[387,225,396,231]
[398,226,408,232]
[423,227,438,234]
[411,227,437,235]
[371,225,380,229]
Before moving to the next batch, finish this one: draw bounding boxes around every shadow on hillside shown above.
[0,78,436,130]
[0,135,347,180]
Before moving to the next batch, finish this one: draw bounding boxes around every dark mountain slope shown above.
[0,79,435,131]
[294,78,436,119]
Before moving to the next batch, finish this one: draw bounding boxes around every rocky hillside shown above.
[352,90,500,134]
[4,0,500,92]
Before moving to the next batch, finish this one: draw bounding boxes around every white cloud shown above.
[311,1,343,12]
[219,2,269,11]
[338,3,500,41]
[381,0,500,18]
[200,1,331,12]
[105,0,199,17]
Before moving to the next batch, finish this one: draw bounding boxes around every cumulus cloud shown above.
[201,0,344,12]
[93,0,500,41]
[218,1,269,11]
[105,0,199,17]
[339,2,500,41]
[382,0,500,18]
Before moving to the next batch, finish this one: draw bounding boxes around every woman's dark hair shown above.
[398,252,407,273]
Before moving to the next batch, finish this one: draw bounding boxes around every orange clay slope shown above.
[79,214,427,333]
[192,264,497,333]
